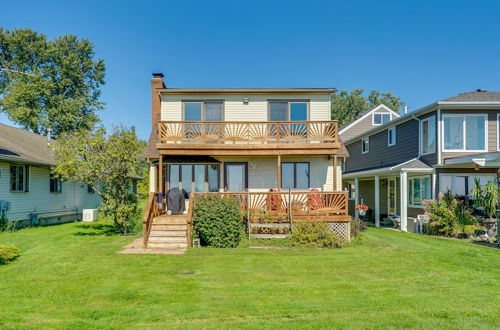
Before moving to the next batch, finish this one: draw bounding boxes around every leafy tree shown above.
[0,28,105,136]
[52,126,142,233]
[136,139,151,199]
[331,89,405,127]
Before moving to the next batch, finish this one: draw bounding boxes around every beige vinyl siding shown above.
[0,161,101,221]
[441,109,500,161]
[161,94,331,121]
[213,155,338,191]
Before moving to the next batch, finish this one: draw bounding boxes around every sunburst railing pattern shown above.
[188,191,349,222]
[158,121,338,145]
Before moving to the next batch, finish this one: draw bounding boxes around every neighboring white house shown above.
[0,123,102,226]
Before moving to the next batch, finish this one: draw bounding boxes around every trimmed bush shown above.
[0,244,19,264]
[351,219,367,237]
[192,196,243,248]
[291,221,341,248]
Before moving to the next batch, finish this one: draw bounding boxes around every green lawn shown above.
[0,223,499,329]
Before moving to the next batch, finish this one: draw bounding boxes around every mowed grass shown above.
[0,223,499,329]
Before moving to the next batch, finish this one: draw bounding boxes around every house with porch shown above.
[144,73,350,248]
[342,90,500,232]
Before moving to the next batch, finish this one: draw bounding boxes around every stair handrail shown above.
[142,192,157,247]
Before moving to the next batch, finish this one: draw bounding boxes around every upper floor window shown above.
[183,101,223,121]
[10,165,29,192]
[388,127,396,146]
[421,116,436,154]
[361,137,369,154]
[443,114,487,151]
[50,176,62,193]
[281,162,310,189]
[373,113,391,125]
[269,101,308,121]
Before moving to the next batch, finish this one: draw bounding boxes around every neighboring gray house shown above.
[0,123,101,225]
[342,90,500,232]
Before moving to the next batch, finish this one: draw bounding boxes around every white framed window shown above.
[361,137,369,154]
[442,114,487,152]
[421,115,436,154]
[408,176,431,207]
[347,182,356,200]
[497,113,500,151]
[373,113,391,125]
[388,127,396,146]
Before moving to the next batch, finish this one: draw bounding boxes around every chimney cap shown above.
[152,73,164,78]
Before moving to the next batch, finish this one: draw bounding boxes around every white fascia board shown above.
[339,104,400,135]
[444,152,500,165]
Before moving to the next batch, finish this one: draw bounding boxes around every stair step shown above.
[148,236,188,243]
[149,230,187,237]
[153,219,188,225]
[151,224,188,231]
[147,242,188,249]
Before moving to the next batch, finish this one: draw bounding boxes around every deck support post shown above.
[354,177,359,219]
[277,154,281,192]
[400,170,408,232]
[332,155,337,191]
[159,155,164,194]
[374,175,380,228]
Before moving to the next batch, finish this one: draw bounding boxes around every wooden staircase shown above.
[147,215,189,249]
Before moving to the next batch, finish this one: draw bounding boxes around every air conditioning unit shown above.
[82,209,98,222]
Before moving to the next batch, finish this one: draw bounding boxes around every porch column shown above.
[277,155,281,192]
[374,175,380,227]
[158,155,164,194]
[400,170,408,232]
[354,177,359,219]
[149,162,157,193]
[432,170,438,199]
[332,155,337,191]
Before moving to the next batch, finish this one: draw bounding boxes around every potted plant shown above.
[252,227,259,234]
[283,227,289,235]
[355,203,369,217]
[277,213,286,224]
[259,210,266,224]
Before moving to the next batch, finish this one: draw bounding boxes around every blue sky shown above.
[1,0,500,139]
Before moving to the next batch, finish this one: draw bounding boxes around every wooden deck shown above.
[156,120,340,155]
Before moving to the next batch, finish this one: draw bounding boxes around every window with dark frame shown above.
[168,164,220,198]
[281,162,310,189]
[50,176,62,193]
[87,185,95,193]
[268,101,308,121]
[10,165,29,192]
[183,101,223,121]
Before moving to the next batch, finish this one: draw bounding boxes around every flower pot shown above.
[283,228,289,235]
[252,227,259,234]
[259,218,265,224]
[358,209,366,216]
[278,218,283,224]
[270,228,277,235]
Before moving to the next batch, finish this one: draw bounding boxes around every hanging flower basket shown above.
[355,204,369,216]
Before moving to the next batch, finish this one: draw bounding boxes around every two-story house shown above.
[143,73,350,249]
[342,90,500,232]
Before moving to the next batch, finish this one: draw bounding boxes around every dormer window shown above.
[373,113,391,125]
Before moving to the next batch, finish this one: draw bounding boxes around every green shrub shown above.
[351,219,367,237]
[192,196,243,248]
[291,221,342,248]
[0,244,19,264]
[424,194,478,237]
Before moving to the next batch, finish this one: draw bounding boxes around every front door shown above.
[388,178,397,216]
[224,163,248,192]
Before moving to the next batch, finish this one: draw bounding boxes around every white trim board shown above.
[339,104,400,135]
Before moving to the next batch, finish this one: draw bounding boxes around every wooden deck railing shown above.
[142,192,166,247]
[158,121,338,145]
[187,191,350,222]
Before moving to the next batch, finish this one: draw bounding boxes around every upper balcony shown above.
[156,120,340,155]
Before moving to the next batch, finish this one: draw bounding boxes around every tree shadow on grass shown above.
[73,223,121,236]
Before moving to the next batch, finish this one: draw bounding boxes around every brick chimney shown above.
[151,73,165,131]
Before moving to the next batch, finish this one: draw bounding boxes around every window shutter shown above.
[24,165,30,192]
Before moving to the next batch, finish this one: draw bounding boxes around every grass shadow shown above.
[73,223,121,236]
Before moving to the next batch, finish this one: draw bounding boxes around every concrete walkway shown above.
[119,237,186,255]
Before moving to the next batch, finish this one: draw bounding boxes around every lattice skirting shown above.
[326,222,351,243]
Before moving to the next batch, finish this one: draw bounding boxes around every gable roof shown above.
[441,89,500,102]
[0,123,54,166]
[339,104,400,135]
[343,90,500,145]
[343,158,432,178]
